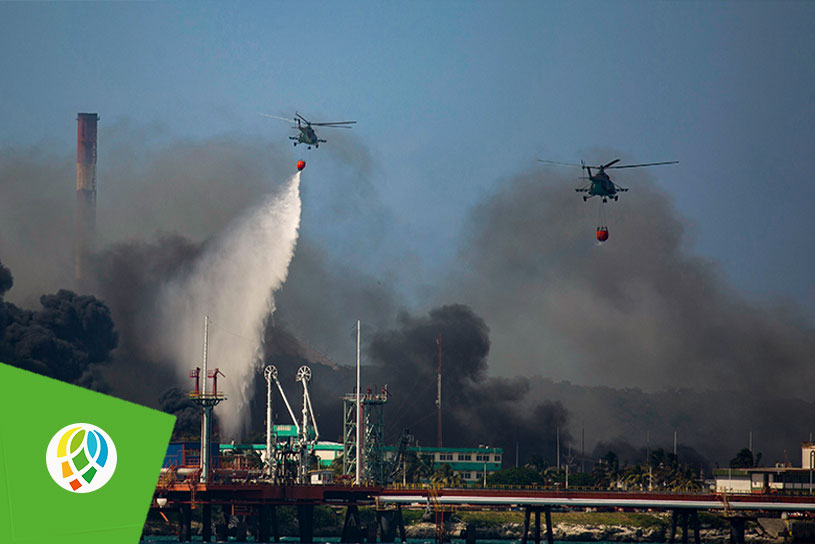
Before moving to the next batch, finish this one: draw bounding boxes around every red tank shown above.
[296,160,306,171]
[596,227,609,242]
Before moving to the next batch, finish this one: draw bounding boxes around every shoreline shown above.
[405,521,781,543]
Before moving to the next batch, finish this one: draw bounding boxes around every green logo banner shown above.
[0,363,175,543]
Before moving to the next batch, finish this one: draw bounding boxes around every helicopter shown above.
[539,158,678,202]
[260,112,356,149]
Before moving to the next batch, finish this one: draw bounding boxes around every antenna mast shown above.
[436,334,442,448]
[356,320,361,484]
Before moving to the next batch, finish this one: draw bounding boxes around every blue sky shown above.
[2,1,814,317]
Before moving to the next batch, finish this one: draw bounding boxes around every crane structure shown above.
[262,364,320,484]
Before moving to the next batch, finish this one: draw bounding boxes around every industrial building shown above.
[177,341,505,487]
[714,442,815,493]
[162,439,503,486]
[393,446,503,484]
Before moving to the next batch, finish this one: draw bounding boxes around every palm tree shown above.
[729,448,762,468]
[525,454,547,478]
[430,464,463,487]
[592,451,621,490]
[621,464,648,491]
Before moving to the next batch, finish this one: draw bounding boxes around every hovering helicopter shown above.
[539,158,678,202]
[260,112,356,149]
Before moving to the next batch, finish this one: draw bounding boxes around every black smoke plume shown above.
[0,259,117,389]
[250,303,571,465]
[451,166,815,393]
[446,165,815,464]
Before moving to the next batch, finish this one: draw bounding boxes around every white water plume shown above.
[156,173,302,438]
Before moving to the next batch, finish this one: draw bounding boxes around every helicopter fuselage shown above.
[588,170,617,196]
[291,125,326,147]
[579,166,627,202]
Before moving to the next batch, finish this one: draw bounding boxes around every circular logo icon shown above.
[45,423,117,493]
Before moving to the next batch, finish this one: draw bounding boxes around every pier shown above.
[151,476,815,544]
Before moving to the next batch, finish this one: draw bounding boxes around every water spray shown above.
[157,172,303,438]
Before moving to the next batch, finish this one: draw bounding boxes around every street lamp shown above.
[479,444,491,487]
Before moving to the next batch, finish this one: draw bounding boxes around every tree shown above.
[525,454,546,476]
[729,448,762,468]
[403,452,435,483]
[430,464,463,487]
[488,467,540,486]
[621,464,648,491]
[329,454,345,477]
[592,450,621,490]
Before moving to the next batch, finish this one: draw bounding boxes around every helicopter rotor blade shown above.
[538,159,583,168]
[602,159,621,169]
[259,113,297,123]
[311,121,357,127]
[607,161,679,169]
[295,112,310,124]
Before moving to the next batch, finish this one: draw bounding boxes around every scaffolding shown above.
[342,387,388,484]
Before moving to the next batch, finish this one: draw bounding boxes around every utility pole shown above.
[356,320,361,485]
[192,316,224,484]
[200,316,210,483]
[263,366,277,481]
[436,334,442,448]
[581,424,585,473]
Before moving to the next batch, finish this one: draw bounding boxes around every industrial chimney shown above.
[74,113,98,292]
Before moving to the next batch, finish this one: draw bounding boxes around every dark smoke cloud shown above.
[272,238,399,367]
[91,235,203,406]
[532,376,815,466]
[250,304,571,464]
[366,304,570,463]
[0,125,290,307]
[0,259,117,389]
[444,166,815,465]
[159,386,201,439]
[590,437,710,476]
[0,147,74,305]
[449,166,815,393]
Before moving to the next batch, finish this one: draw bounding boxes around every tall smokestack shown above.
[75,112,98,292]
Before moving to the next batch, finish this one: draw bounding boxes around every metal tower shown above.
[190,316,225,484]
[296,365,319,484]
[342,386,388,484]
[263,365,278,482]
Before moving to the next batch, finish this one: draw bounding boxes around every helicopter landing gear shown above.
[583,195,587,202]
[293,142,297,146]
[315,143,319,148]
[614,195,618,201]
[307,146,312,150]
[602,197,608,203]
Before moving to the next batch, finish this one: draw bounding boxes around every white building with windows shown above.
[714,443,815,493]
[405,446,503,483]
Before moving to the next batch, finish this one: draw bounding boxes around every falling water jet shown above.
[156,172,302,439]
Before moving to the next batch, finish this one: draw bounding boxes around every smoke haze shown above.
[449,167,815,395]
[2,129,814,465]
